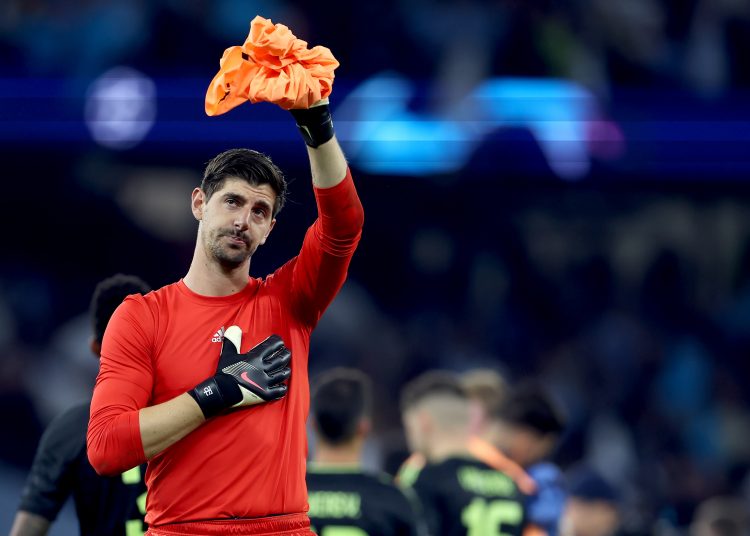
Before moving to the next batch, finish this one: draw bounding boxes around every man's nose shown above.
[234,211,250,230]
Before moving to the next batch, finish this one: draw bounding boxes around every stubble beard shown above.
[205,229,252,270]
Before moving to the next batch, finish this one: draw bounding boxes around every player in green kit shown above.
[307,368,422,536]
[400,372,528,536]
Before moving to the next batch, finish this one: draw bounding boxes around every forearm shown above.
[88,391,205,475]
[139,393,206,459]
[290,98,348,188]
[141,331,290,459]
[307,135,348,188]
[10,511,50,536]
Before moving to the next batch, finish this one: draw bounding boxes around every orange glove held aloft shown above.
[205,16,339,116]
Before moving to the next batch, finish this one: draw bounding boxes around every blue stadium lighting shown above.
[84,66,157,150]
[334,74,609,180]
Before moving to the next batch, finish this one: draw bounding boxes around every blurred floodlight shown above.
[84,66,156,150]
[336,73,623,180]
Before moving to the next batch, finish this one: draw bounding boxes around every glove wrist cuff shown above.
[289,104,335,148]
[188,375,242,419]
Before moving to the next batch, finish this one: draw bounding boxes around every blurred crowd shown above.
[1,0,749,96]
[2,0,750,535]
[5,176,750,535]
[307,185,750,534]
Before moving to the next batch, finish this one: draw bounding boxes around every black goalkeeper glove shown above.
[290,98,335,148]
[188,326,291,419]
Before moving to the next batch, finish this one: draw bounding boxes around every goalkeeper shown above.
[86,16,364,536]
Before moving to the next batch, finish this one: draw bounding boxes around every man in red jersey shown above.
[86,83,363,535]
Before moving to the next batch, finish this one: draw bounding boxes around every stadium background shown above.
[1,0,750,533]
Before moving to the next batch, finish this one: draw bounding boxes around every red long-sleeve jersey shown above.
[87,170,363,527]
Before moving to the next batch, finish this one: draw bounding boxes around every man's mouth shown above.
[223,233,249,246]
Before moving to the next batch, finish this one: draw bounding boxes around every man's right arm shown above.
[90,391,206,474]
[87,304,291,475]
[9,511,50,536]
[87,297,208,475]
[12,406,84,536]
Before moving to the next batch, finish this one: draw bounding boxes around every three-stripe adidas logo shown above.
[211,327,225,343]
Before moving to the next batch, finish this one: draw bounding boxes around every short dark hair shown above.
[400,371,467,413]
[201,148,287,216]
[498,382,565,435]
[311,368,372,445]
[566,464,620,503]
[90,274,151,343]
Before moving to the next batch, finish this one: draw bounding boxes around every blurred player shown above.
[559,465,621,536]
[11,274,150,536]
[307,368,421,536]
[396,369,535,496]
[400,371,527,536]
[85,29,364,535]
[495,383,567,536]
[689,496,750,536]
[460,369,537,495]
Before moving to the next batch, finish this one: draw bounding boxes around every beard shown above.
[205,227,253,269]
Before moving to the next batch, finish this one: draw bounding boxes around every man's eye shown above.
[226,198,238,206]
[253,208,266,217]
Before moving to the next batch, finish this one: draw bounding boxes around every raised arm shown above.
[291,98,348,188]
[307,134,348,188]
[278,100,364,326]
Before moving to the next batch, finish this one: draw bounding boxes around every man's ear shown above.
[259,218,276,246]
[191,188,206,221]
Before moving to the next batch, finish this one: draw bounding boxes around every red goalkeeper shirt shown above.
[87,170,363,527]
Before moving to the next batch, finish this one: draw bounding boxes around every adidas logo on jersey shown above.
[211,327,225,343]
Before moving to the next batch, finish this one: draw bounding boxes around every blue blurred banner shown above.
[2,72,750,179]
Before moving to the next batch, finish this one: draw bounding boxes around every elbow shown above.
[86,414,142,476]
[338,199,365,239]
[86,419,115,475]
[352,202,365,233]
[348,190,364,231]
[87,443,139,477]
[86,443,121,477]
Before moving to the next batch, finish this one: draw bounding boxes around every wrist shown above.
[188,374,242,419]
[290,102,335,148]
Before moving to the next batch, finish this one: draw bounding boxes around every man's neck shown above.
[427,434,472,463]
[481,425,505,452]
[313,442,361,466]
[183,243,251,297]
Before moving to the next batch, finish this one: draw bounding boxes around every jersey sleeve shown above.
[274,168,364,327]
[17,405,87,520]
[87,296,155,476]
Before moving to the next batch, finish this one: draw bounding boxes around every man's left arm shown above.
[299,101,349,189]
[284,102,364,326]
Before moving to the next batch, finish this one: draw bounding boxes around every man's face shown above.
[495,420,551,467]
[192,178,277,269]
[561,498,620,536]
